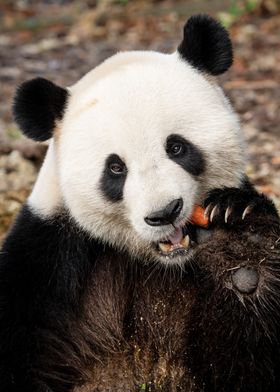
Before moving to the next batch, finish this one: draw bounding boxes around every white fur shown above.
[28,139,62,215]
[30,50,246,263]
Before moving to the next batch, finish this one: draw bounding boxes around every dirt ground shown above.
[0,0,279,243]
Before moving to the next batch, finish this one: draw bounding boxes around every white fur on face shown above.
[31,51,246,264]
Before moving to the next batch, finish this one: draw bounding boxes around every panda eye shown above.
[109,162,126,176]
[166,140,185,157]
[169,142,184,156]
[101,154,127,202]
[165,134,205,177]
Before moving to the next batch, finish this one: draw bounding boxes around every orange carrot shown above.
[190,205,209,228]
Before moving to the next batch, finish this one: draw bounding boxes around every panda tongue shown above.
[167,227,183,245]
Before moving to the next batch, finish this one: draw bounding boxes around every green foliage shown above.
[97,0,130,5]
[219,0,260,27]
[245,0,259,12]
[139,382,153,391]
[6,126,22,141]
[115,0,130,4]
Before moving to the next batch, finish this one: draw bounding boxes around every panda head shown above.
[13,15,245,265]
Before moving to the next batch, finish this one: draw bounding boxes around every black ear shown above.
[178,14,233,76]
[13,77,69,142]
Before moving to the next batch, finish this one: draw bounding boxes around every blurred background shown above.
[0,0,279,243]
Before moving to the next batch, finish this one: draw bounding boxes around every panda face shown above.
[54,51,245,265]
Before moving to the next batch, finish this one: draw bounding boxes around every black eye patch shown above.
[100,154,127,202]
[166,134,205,176]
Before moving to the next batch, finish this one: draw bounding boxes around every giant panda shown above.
[0,14,280,392]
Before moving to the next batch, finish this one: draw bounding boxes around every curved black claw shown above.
[203,182,278,227]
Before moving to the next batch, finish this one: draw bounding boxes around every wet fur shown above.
[1,205,280,392]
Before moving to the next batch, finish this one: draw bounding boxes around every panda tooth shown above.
[158,242,172,253]
[158,235,190,253]
[181,235,190,248]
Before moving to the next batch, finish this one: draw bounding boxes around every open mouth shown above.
[156,224,197,259]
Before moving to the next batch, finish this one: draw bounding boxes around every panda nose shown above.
[144,198,183,227]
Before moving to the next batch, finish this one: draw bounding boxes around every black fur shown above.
[166,134,205,176]
[189,213,280,392]
[0,187,280,391]
[0,205,103,392]
[13,78,69,141]
[100,154,127,202]
[178,14,233,75]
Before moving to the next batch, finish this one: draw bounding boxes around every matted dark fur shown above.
[0,192,280,392]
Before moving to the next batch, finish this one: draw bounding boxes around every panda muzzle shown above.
[157,206,209,255]
[158,227,190,254]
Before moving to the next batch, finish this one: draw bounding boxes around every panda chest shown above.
[79,263,198,392]
[127,279,197,389]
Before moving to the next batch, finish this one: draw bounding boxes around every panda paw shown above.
[203,185,278,227]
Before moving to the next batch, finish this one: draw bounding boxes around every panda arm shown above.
[0,205,97,392]
[191,202,280,390]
